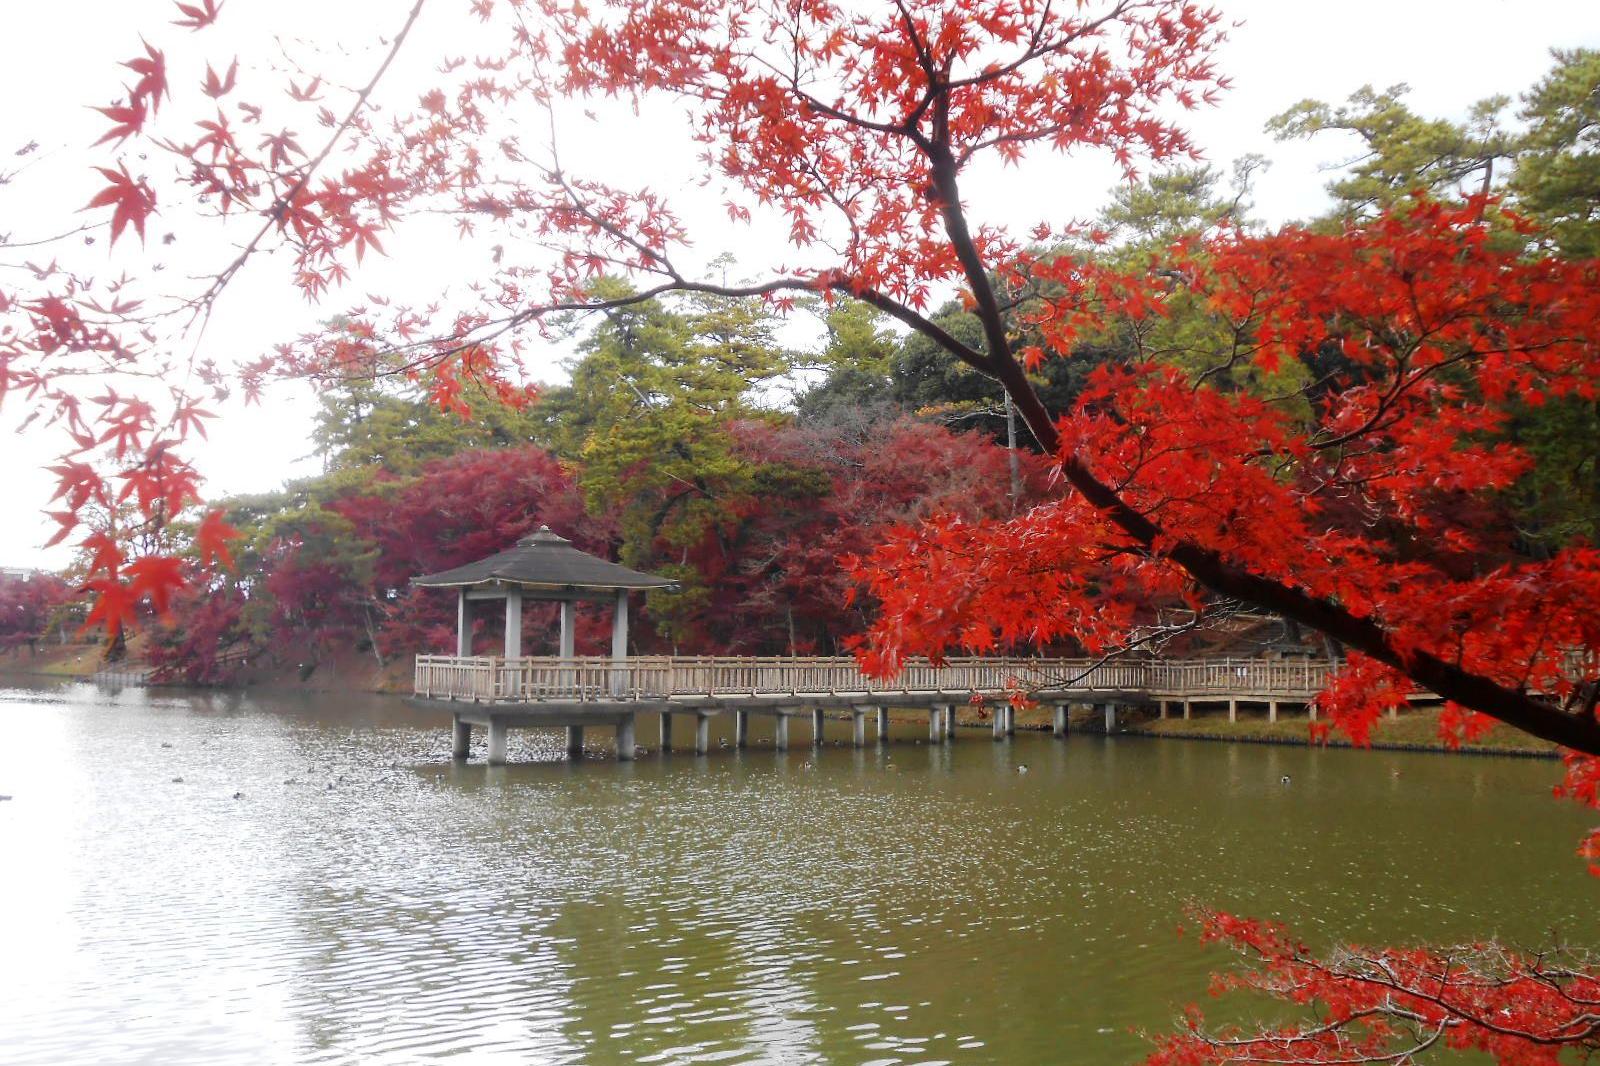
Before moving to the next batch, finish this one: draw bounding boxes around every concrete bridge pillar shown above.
[876,706,889,743]
[1102,703,1117,732]
[812,708,825,746]
[1268,700,1279,723]
[774,713,790,751]
[1158,700,1168,719]
[451,716,471,759]
[1309,703,1318,722]
[694,712,711,755]
[1183,699,1192,720]
[487,717,508,765]
[993,706,1005,741]
[852,710,867,748]
[616,715,635,761]
[944,703,956,739]
[929,706,942,742]
[735,710,749,749]
[1052,704,1068,738]
[566,725,584,758]
[660,712,674,751]
[1228,698,1238,723]
[1004,704,1015,736]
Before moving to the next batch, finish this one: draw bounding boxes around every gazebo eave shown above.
[453,579,676,604]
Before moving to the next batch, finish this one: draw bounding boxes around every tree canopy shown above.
[3,7,1600,1057]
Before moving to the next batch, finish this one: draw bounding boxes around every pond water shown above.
[0,679,1594,1065]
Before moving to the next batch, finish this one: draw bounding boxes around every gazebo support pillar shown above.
[451,716,471,758]
[487,718,508,765]
[559,600,577,658]
[611,589,629,696]
[456,590,472,657]
[504,587,522,658]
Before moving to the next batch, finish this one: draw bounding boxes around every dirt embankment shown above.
[0,642,415,695]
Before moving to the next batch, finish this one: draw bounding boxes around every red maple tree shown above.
[4,3,1599,1057]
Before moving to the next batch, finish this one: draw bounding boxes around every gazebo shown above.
[411,526,677,763]
[413,525,676,663]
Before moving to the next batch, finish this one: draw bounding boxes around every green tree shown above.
[536,283,818,644]
[1268,84,1515,221]
[1510,48,1600,259]
[311,376,545,476]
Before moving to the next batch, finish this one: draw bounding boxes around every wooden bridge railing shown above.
[413,654,1339,704]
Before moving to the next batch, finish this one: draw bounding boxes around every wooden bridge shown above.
[410,653,1348,765]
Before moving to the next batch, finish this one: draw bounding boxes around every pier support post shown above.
[694,712,710,755]
[1103,703,1117,732]
[1052,704,1067,738]
[566,725,584,758]
[812,708,825,746]
[1158,700,1168,719]
[853,710,867,748]
[1183,699,1191,720]
[1004,704,1015,736]
[1388,705,1399,720]
[1268,700,1278,723]
[660,712,673,751]
[487,717,508,765]
[945,703,956,739]
[876,706,889,743]
[616,715,635,761]
[452,716,471,759]
[929,706,942,742]
[1228,698,1237,723]
[993,706,1005,740]
[774,713,790,752]
[735,710,749,750]
[1309,703,1318,722]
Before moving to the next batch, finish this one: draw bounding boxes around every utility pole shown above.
[1004,390,1022,512]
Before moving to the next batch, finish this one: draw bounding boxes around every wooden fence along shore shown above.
[411,654,1382,766]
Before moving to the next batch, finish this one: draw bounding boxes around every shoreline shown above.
[1116,724,1560,760]
[3,657,1562,760]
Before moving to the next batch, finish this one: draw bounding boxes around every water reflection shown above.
[0,679,1592,1064]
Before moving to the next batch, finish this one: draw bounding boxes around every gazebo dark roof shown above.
[412,527,677,593]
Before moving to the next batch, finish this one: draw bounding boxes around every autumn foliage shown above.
[4,3,1600,1058]
[1146,909,1600,1065]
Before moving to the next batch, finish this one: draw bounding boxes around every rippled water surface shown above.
[1,679,1594,1064]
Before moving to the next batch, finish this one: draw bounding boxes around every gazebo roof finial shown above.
[517,525,571,547]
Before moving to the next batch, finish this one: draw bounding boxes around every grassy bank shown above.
[1129,707,1558,757]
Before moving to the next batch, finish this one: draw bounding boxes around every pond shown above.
[0,679,1593,1064]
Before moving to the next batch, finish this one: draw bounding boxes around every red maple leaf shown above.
[172,0,223,30]
[85,165,158,245]
[195,509,240,569]
[125,555,186,616]
[123,41,168,112]
[81,578,138,638]
[201,58,239,99]
[94,99,148,145]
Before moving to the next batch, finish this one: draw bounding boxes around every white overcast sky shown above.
[1,0,1597,570]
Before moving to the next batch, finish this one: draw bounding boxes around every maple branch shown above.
[190,0,427,320]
